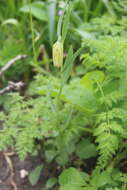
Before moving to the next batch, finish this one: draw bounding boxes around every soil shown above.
[0,151,57,190]
[0,149,97,190]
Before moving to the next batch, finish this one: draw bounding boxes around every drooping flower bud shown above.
[52,41,63,68]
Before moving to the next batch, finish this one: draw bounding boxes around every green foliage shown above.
[59,167,86,190]
[45,177,57,190]
[1,0,127,189]
[20,2,47,21]
[76,139,97,159]
[80,36,127,168]
[28,164,43,186]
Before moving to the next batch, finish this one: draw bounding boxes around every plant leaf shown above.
[59,184,85,190]
[20,1,47,21]
[62,82,97,113]
[81,70,105,90]
[2,18,18,25]
[28,164,43,186]
[76,139,97,159]
[47,0,56,45]
[45,177,57,189]
[62,3,71,43]
[62,46,84,86]
[59,167,85,186]
[91,170,111,188]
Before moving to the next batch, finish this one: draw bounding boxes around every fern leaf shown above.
[95,122,119,168]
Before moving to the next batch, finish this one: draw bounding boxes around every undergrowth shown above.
[1,0,127,190]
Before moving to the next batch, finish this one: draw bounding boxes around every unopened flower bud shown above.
[52,41,63,68]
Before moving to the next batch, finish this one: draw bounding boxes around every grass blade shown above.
[62,2,72,43]
[47,0,56,45]
[62,46,84,86]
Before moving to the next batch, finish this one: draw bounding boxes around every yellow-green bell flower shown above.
[52,41,63,68]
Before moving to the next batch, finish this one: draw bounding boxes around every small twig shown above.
[0,81,24,95]
[0,55,27,76]
[4,151,18,190]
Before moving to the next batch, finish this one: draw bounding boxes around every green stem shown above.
[64,106,73,128]
[57,0,69,41]
[109,149,127,168]
[80,127,93,133]
[28,0,37,64]
[97,82,109,126]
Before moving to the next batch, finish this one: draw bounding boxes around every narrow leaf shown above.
[62,46,84,86]
[61,46,73,85]
[47,0,56,45]
[62,3,72,43]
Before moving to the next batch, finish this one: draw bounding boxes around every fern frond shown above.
[109,121,124,134]
[94,122,120,168]
[96,108,127,124]
[100,91,127,108]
